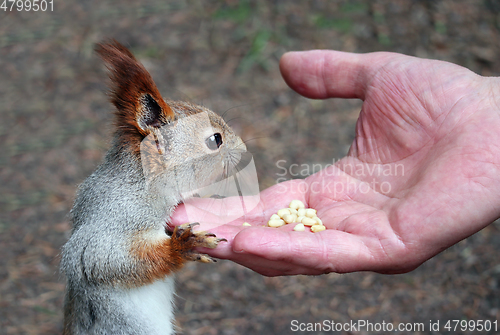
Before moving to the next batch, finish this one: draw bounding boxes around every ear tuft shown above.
[95,40,175,150]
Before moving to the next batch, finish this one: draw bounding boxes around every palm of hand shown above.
[172,52,500,276]
[305,54,499,274]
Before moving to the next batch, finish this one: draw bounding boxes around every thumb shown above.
[280,50,395,100]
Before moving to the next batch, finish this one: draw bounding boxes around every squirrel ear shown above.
[140,93,164,129]
[95,40,175,140]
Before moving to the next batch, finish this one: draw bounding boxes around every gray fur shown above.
[61,103,245,334]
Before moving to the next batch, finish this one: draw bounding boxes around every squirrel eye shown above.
[206,133,223,150]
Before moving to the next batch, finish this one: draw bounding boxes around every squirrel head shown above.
[96,40,250,202]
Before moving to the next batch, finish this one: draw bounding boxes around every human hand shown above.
[171,50,500,276]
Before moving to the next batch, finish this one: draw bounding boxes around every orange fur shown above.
[130,224,215,285]
[95,40,175,154]
[130,236,185,285]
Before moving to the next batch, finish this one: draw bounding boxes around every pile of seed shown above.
[267,200,325,232]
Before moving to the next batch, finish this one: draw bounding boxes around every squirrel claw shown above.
[171,222,225,262]
[178,222,199,230]
[196,254,216,263]
[200,235,226,249]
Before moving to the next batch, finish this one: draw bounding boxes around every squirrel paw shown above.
[172,222,227,263]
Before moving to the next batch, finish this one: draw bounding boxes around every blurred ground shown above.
[1,0,500,334]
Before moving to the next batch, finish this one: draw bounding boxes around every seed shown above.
[268,219,285,227]
[267,200,325,232]
[311,225,326,233]
[305,208,317,218]
[242,222,251,226]
[269,214,280,221]
[289,200,305,210]
[277,208,291,218]
[282,214,297,224]
[301,217,317,226]
[293,223,305,231]
[297,208,306,217]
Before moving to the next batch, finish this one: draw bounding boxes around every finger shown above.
[197,225,327,276]
[230,255,325,277]
[170,179,310,229]
[231,226,382,274]
[279,50,395,100]
[169,194,269,230]
[169,200,249,230]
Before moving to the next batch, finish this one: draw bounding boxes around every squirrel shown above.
[60,40,246,335]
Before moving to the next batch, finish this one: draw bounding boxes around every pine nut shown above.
[301,217,317,226]
[282,214,297,224]
[289,200,305,210]
[269,214,280,221]
[242,222,251,226]
[293,223,305,231]
[305,208,317,218]
[311,225,326,233]
[277,208,291,218]
[268,219,285,227]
